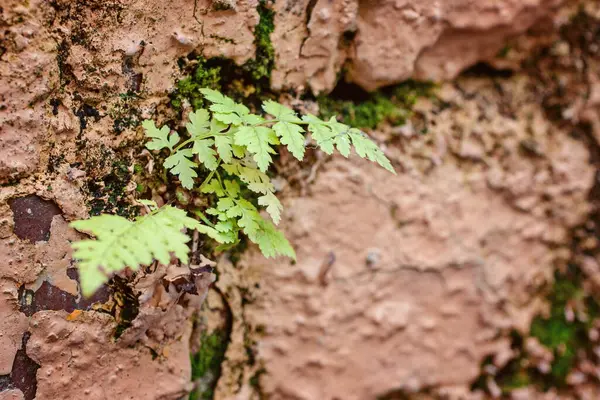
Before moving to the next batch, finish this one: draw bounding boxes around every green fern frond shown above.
[72,88,396,295]
[70,203,200,296]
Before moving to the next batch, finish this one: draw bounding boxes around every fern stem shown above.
[193,211,215,228]
[215,169,224,188]
[255,119,310,127]
[198,157,222,191]
[173,133,215,152]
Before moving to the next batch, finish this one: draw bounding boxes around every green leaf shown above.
[196,223,237,244]
[221,160,274,195]
[348,129,396,174]
[258,192,283,224]
[224,180,241,198]
[143,120,178,151]
[214,113,243,126]
[234,126,279,172]
[192,138,219,171]
[70,206,200,296]
[327,118,352,157]
[214,133,234,163]
[272,121,305,160]
[207,117,237,163]
[186,109,210,137]
[214,220,235,233]
[217,197,235,211]
[263,100,305,160]
[200,88,249,126]
[262,100,302,123]
[242,114,265,125]
[252,219,296,260]
[303,114,336,154]
[231,143,246,158]
[335,134,351,157]
[200,178,225,196]
[232,199,261,238]
[164,149,198,189]
[199,88,237,110]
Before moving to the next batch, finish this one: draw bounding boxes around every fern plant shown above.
[71,89,395,296]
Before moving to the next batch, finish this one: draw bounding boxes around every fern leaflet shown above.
[70,202,199,296]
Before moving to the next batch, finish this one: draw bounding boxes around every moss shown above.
[171,61,223,110]
[242,1,275,83]
[171,1,275,111]
[318,80,435,129]
[189,331,229,400]
[472,266,600,395]
[529,267,599,384]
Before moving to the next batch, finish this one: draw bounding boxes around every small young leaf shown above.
[303,114,336,154]
[348,128,396,174]
[164,149,198,189]
[192,138,219,171]
[143,120,178,151]
[263,100,305,160]
[186,109,210,137]
[201,179,225,196]
[222,160,274,195]
[252,219,296,260]
[234,126,279,172]
[258,192,283,224]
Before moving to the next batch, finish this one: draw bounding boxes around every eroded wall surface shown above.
[2,0,600,399]
[236,76,594,399]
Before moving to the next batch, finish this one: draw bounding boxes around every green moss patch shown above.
[171,1,276,111]
[317,80,434,129]
[190,331,229,400]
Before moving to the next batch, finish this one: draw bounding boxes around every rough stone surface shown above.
[237,76,595,399]
[0,390,25,400]
[0,283,28,376]
[25,268,215,400]
[0,0,57,183]
[1,1,600,399]
[27,310,191,400]
[271,0,567,92]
